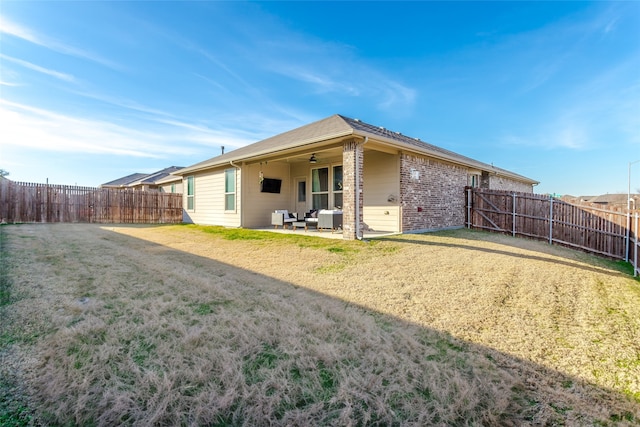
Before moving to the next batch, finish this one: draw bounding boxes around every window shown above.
[225,168,236,211]
[298,181,306,203]
[333,165,343,209]
[311,167,329,210]
[468,174,480,188]
[186,176,195,210]
[171,183,176,193]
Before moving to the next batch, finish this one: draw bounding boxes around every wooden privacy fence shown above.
[0,179,183,224]
[466,188,639,277]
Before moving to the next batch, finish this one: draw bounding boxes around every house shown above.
[155,173,184,194]
[101,166,184,192]
[562,193,640,210]
[175,114,538,239]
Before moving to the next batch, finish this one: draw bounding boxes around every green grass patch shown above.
[0,290,10,308]
[189,224,291,241]
[314,262,348,274]
[189,299,232,315]
[425,337,467,363]
[243,343,288,385]
[0,380,33,427]
[610,411,635,423]
[611,260,640,280]
[185,224,364,253]
[326,246,346,254]
[132,339,157,368]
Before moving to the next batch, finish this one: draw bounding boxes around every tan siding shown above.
[159,182,183,193]
[183,168,241,227]
[363,151,401,232]
[242,162,292,228]
[488,175,534,193]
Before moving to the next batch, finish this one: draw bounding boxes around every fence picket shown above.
[0,178,182,224]
[466,187,640,270]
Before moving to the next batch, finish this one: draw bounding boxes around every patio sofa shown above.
[271,210,299,229]
[318,210,343,232]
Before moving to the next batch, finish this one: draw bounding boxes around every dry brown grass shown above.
[1,223,639,426]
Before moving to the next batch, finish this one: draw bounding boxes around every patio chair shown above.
[271,210,298,229]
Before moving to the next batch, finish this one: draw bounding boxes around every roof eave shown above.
[176,121,537,186]
[356,129,538,185]
[175,129,355,175]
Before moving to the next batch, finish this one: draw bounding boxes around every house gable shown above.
[177,114,537,187]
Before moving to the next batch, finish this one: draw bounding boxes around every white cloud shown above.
[266,60,415,112]
[67,89,270,148]
[0,80,21,87]
[153,118,256,149]
[0,16,37,43]
[0,100,263,160]
[1,54,76,82]
[0,16,122,70]
[0,100,164,157]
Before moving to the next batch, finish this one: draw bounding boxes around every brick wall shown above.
[342,138,363,240]
[400,154,467,232]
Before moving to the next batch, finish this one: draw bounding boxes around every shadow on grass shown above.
[1,223,638,426]
[376,228,635,279]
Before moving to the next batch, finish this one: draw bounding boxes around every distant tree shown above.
[0,169,9,178]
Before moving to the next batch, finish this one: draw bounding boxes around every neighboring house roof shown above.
[101,167,184,188]
[561,194,640,209]
[587,193,640,205]
[177,114,538,185]
[155,173,183,185]
[127,167,184,186]
[101,173,149,188]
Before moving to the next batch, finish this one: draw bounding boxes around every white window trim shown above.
[224,168,236,212]
[186,176,195,211]
[311,164,343,210]
[332,165,343,210]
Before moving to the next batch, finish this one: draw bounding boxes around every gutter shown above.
[359,131,538,185]
[356,137,369,240]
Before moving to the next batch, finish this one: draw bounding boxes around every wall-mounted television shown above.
[260,178,282,194]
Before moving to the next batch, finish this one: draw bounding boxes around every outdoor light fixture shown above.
[309,154,317,164]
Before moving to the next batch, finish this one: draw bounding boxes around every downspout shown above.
[356,137,369,240]
[230,161,242,226]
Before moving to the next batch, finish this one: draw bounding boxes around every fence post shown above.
[466,187,472,229]
[549,196,554,245]
[512,193,517,237]
[625,210,631,263]
[635,213,638,277]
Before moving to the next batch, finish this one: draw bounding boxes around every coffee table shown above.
[292,220,318,231]
[292,221,307,230]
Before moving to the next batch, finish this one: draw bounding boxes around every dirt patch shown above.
[1,223,639,425]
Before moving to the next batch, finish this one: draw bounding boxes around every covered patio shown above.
[254,225,398,240]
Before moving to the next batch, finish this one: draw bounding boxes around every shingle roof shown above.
[101,173,149,187]
[178,115,353,173]
[588,194,639,205]
[133,166,184,185]
[178,114,537,184]
[101,167,184,188]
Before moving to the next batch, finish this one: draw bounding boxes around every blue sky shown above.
[1,1,638,196]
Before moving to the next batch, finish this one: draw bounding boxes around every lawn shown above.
[1,223,639,426]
